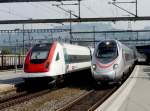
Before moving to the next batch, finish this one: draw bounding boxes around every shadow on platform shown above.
[0,77,23,84]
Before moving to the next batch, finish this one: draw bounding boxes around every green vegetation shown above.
[1,48,12,54]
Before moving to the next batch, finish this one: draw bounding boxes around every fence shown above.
[0,54,25,70]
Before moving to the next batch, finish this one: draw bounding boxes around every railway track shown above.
[0,83,117,111]
[0,84,119,111]
[0,88,55,110]
[57,86,118,111]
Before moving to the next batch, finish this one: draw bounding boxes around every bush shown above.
[1,48,12,54]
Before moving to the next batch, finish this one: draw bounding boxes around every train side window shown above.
[56,53,60,61]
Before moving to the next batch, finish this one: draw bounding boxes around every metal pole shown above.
[23,24,25,55]
[111,1,137,17]
[113,32,115,39]
[78,0,81,18]
[93,26,95,48]
[136,31,138,45]
[15,41,17,73]
[8,32,11,46]
[69,10,72,44]
[51,31,53,42]
[105,33,106,40]
[136,0,138,17]
[136,31,138,40]
[28,31,30,47]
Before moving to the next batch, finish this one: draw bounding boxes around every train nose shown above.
[92,69,116,81]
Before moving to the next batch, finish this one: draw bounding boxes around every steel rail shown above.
[0,89,52,110]
[56,87,117,111]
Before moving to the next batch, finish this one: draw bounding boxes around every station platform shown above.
[96,65,150,111]
[0,70,23,93]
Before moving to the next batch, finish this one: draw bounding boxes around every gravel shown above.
[3,87,88,111]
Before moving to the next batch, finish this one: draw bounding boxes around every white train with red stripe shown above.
[23,42,92,84]
[91,40,136,84]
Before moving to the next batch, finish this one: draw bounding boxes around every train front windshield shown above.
[30,43,52,64]
[96,41,118,64]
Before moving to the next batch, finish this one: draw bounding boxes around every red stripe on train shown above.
[46,42,57,71]
[96,58,117,68]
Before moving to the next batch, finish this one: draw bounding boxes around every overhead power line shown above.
[82,3,98,16]
[0,0,81,3]
[33,3,62,15]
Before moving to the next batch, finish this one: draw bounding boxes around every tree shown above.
[1,48,12,54]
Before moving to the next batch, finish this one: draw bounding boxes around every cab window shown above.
[56,53,60,61]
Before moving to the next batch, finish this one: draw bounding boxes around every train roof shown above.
[34,41,89,48]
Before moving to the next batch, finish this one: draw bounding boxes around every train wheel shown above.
[91,79,99,89]
[118,73,126,85]
[55,75,65,88]
[129,67,132,73]
[23,78,37,90]
[15,82,26,92]
[100,81,109,86]
[23,78,30,85]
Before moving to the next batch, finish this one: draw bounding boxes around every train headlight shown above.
[92,64,96,70]
[113,64,118,70]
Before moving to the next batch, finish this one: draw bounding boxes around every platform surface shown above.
[0,70,23,92]
[96,65,150,111]
[119,65,150,111]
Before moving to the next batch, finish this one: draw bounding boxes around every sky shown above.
[0,0,150,30]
